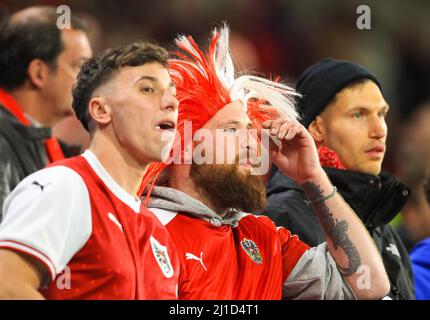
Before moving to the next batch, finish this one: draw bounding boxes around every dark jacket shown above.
[0,106,79,221]
[263,167,415,300]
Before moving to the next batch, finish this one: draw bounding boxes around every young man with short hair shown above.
[0,42,180,299]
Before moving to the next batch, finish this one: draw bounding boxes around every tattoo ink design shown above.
[302,181,361,276]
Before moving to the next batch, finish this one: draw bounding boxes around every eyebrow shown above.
[134,75,176,89]
[348,104,390,112]
[222,120,254,128]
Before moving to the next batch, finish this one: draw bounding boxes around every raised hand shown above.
[262,118,323,184]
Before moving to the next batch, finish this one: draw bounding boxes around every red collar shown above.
[0,88,65,163]
[318,146,346,170]
[0,88,31,125]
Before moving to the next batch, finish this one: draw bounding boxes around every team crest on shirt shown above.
[240,238,263,264]
[150,236,174,278]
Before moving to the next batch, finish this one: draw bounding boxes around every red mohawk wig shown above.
[141,24,300,198]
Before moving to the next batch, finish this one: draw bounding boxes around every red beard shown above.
[190,162,267,214]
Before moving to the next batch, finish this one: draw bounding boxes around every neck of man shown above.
[90,130,148,198]
[9,87,56,127]
[169,167,229,218]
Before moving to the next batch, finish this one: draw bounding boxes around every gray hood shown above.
[145,186,247,227]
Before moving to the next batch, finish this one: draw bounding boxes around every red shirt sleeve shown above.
[277,227,310,282]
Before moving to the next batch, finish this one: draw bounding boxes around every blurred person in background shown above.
[0,6,93,221]
[395,102,430,251]
[262,58,414,299]
[52,11,104,152]
[410,171,430,300]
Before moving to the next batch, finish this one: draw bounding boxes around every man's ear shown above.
[27,59,50,89]
[308,116,325,144]
[88,97,112,127]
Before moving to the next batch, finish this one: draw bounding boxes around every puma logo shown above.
[32,181,51,192]
[185,251,207,271]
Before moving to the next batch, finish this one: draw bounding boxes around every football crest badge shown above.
[240,238,263,264]
[150,236,174,278]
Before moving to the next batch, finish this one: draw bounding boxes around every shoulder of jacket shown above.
[0,131,12,148]
[0,132,19,163]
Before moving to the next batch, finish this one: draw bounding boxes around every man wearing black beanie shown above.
[262,58,415,299]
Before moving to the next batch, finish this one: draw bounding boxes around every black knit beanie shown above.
[296,58,382,128]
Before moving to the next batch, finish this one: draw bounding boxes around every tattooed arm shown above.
[300,175,389,299]
[263,118,390,299]
[302,181,361,276]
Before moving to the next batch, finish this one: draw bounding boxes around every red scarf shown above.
[0,88,65,163]
[318,146,346,170]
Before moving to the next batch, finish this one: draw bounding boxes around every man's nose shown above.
[242,130,260,157]
[369,116,387,140]
[161,91,179,112]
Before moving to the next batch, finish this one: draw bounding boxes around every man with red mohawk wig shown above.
[144,25,390,299]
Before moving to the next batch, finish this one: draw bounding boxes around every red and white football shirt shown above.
[151,208,309,299]
[0,150,179,299]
